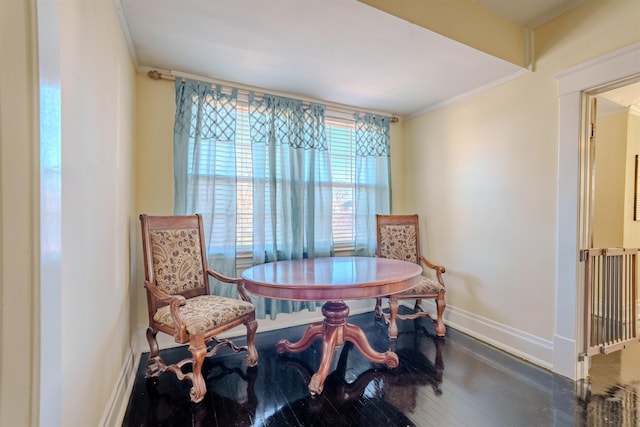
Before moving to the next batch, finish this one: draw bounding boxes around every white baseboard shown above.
[99,348,141,427]
[443,304,554,370]
[553,333,581,380]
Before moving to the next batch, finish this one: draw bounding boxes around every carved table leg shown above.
[343,323,399,368]
[276,322,324,354]
[277,300,399,395]
[308,324,341,394]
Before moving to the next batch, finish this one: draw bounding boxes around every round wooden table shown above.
[242,256,422,394]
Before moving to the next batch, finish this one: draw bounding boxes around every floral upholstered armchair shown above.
[139,214,259,403]
[375,214,447,338]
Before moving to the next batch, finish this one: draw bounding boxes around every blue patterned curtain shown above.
[173,79,240,297]
[353,112,391,256]
[248,93,333,319]
[173,79,390,319]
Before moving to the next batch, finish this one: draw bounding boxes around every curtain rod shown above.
[146,69,400,123]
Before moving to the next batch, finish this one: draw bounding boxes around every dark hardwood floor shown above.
[122,309,640,426]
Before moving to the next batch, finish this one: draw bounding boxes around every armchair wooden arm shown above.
[419,255,446,287]
[207,268,253,303]
[144,280,188,341]
[144,280,186,305]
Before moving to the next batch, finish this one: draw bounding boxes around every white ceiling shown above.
[118,0,600,118]
[597,81,640,115]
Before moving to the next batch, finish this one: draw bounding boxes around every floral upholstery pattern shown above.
[150,228,205,295]
[399,276,444,296]
[379,224,444,296]
[379,224,419,264]
[154,295,255,335]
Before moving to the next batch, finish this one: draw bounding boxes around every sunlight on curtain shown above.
[354,113,391,256]
[174,80,239,297]
[248,93,333,318]
[173,79,391,318]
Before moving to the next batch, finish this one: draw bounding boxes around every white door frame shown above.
[555,42,640,380]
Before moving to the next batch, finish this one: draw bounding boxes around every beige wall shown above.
[0,0,137,425]
[399,0,640,345]
[134,75,175,328]
[360,0,527,67]
[593,112,627,247]
[57,0,136,424]
[0,1,39,425]
[593,109,640,250]
[624,111,640,248]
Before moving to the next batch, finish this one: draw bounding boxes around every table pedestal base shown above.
[275,300,399,395]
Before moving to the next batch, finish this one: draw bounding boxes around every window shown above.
[326,117,356,249]
[187,103,360,256]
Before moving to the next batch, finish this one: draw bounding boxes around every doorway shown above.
[582,78,640,389]
[555,42,640,381]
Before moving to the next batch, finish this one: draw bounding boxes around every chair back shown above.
[376,214,421,265]
[140,214,210,316]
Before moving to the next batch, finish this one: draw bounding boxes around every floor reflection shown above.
[263,326,445,427]
[126,314,446,426]
[578,342,640,427]
[580,382,639,427]
[142,360,258,426]
[124,310,640,426]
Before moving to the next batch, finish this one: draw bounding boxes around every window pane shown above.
[202,105,359,252]
[236,106,253,251]
[327,119,355,247]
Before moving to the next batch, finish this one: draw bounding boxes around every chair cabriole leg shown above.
[435,292,446,337]
[188,334,207,403]
[145,327,161,377]
[245,317,259,367]
[374,297,384,318]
